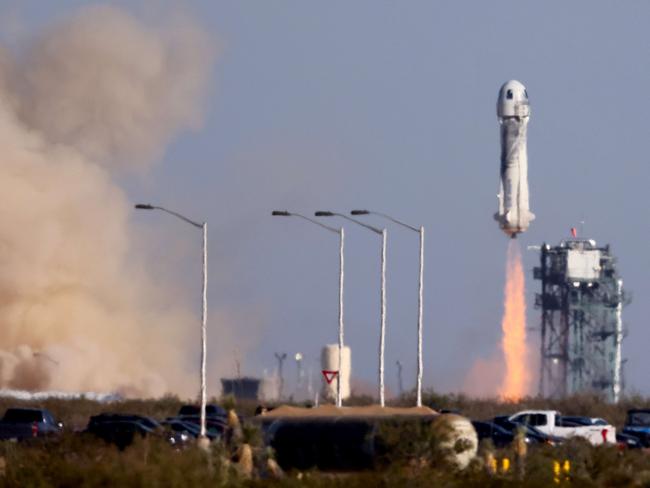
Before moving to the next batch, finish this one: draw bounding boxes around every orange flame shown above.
[498,240,530,399]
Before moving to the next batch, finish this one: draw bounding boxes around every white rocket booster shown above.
[495,80,535,238]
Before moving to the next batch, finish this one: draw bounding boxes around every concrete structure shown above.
[321,345,351,401]
[534,239,626,402]
[221,377,260,400]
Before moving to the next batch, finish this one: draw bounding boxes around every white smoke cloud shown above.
[0,4,215,397]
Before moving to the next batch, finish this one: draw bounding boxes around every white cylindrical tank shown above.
[321,345,351,401]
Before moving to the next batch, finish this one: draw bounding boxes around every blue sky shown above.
[6,1,650,397]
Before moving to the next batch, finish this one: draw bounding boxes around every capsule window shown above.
[524,89,529,99]
[506,89,513,100]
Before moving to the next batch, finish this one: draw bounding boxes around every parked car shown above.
[86,419,157,449]
[166,415,226,438]
[493,416,563,445]
[161,419,219,441]
[507,410,616,445]
[85,413,166,449]
[621,409,650,447]
[87,413,161,431]
[177,404,227,418]
[616,432,642,449]
[471,421,515,448]
[0,408,63,440]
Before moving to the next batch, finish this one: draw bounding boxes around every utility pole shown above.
[275,353,287,400]
[396,360,404,397]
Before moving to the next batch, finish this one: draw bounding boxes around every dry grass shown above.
[0,391,646,486]
[0,435,648,487]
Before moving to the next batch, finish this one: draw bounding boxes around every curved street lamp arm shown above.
[371,211,419,233]
[325,213,382,235]
[151,206,204,229]
[291,213,341,235]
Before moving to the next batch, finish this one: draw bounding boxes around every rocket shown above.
[495,80,535,238]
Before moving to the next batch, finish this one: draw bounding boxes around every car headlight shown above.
[181,433,189,442]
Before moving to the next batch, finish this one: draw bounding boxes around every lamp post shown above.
[272,211,345,407]
[351,210,424,407]
[295,352,304,391]
[135,204,209,441]
[396,360,404,397]
[315,211,387,407]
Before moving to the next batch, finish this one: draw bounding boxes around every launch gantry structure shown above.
[534,239,626,402]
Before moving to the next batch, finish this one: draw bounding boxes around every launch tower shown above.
[534,239,626,402]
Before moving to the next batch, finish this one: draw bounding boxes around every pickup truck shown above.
[621,409,650,447]
[508,410,616,445]
[0,408,63,440]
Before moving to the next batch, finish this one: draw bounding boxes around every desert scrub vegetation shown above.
[1,434,650,487]
[0,433,242,487]
[0,392,648,486]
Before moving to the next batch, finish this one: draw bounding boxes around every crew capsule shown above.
[497,80,530,119]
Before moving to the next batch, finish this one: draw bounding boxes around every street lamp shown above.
[351,210,425,407]
[135,204,209,442]
[295,352,304,391]
[272,210,345,407]
[315,211,388,407]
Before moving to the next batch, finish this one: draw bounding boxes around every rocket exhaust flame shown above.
[498,240,530,400]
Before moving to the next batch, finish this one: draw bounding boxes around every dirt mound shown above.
[260,404,437,418]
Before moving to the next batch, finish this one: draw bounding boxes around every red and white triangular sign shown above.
[321,370,339,385]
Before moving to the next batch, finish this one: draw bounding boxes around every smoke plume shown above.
[498,240,531,399]
[0,5,214,397]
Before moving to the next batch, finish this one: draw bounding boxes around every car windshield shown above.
[524,425,546,437]
[137,417,160,429]
[475,422,508,434]
[492,424,510,435]
[178,406,200,416]
[500,419,545,438]
[514,414,547,427]
[3,409,42,423]
[627,412,650,426]
[557,416,590,427]
[97,421,147,432]
[179,405,226,417]
[168,422,199,434]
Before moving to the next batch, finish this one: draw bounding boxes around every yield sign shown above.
[322,370,339,385]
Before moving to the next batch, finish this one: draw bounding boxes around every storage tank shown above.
[321,345,351,401]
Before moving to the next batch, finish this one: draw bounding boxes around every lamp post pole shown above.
[200,221,207,438]
[135,204,209,440]
[315,211,387,407]
[274,352,287,400]
[272,211,345,407]
[351,210,424,407]
[337,228,344,406]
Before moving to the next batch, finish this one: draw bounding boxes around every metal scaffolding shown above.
[534,239,626,402]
